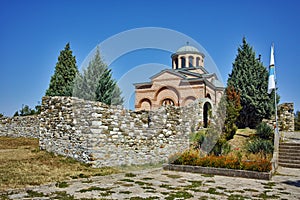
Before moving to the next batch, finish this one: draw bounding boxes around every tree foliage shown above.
[73,48,123,105]
[13,104,40,116]
[46,43,78,96]
[223,86,242,140]
[227,37,277,128]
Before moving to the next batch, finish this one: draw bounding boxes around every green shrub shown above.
[256,122,274,140]
[190,130,206,149]
[246,138,273,157]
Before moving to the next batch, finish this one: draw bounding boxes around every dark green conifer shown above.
[46,43,78,96]
[227,38,277,128]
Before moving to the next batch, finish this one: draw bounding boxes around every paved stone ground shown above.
[1,166,299,200]
[282,131,300,143]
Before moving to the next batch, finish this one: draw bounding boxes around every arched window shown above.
[196,57,200,67]
[181,57,186,68]
[175,58,178,69]
[162,98,174,106]
[206,93,211,99]
[189,56,194,67]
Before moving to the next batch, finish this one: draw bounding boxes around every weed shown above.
[142,186,155,190]
[161,191,169,195]
[279,191,291,195]
[55,181,69,188]
[185,180,202,189]
[198,196,209,200]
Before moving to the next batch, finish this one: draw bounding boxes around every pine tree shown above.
[73,47,123,105]
[46,43,78,96]
[227,37,277,128]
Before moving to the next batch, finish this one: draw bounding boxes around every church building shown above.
[134,44,224,117]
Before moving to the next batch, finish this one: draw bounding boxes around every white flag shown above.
[268,45,276,94]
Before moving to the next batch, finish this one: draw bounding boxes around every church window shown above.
[181,57,186,68]
[189,56,194,67]
[196,57,200,66]
[162,98,174,106]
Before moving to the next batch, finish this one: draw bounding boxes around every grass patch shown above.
[0,137,118,191]
[261,182,276,189]
[99,191,115,196]
[165,174,182,179]
[243,188,259,192]
[26,190,45,198]
[159,184,175,190]
[141,177,154,181]
[256,191,280,199]
[135,181,152,186]
[119,190,132,194]
[53,191,75,200]
[120,178,135,182]
[185,180,202,189]
[165,191,193,200]
[204,188,223,195]
[129,196,159,200]
[202,174,214,177]
[227,194,246,200]
[55,181,69,188]
[125,172,136,177]
[79,186,112,193]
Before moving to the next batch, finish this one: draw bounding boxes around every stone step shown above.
[280,143,300,147]
[278,162,300,169]
[279,148,300,153]
[279,155,300,161]
[278,158,300,165]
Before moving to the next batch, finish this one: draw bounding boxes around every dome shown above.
[176,45,200,53]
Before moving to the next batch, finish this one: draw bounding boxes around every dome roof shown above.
[176,45,200,53]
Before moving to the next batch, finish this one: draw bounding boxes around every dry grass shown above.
[0,137,119,191]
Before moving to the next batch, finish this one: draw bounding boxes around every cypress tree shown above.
[227,37,276,128]
[73,47,123,105]
[46,43,78,96]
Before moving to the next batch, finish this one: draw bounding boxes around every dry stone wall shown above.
[0,115,39,138]
[39,96,204,167]
[263,103,294,132]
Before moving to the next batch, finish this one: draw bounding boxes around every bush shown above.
[246,138,274,157]
[190,130,206,149]
[169,150,271,172]
[256,122,274,140]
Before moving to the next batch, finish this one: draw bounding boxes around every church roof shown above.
[176,45,200,53]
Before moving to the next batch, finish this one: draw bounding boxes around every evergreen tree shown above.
[73,48,106,100]
[95,68,123,105]
[73,47,123,105]
[227,37,277,128]
[46,43,78,96]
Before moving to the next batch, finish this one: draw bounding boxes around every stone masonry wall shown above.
[39,96,204,167]
[263,103,294,132]
[0,115,39,138]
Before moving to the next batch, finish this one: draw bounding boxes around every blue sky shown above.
[0,0,300,116]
